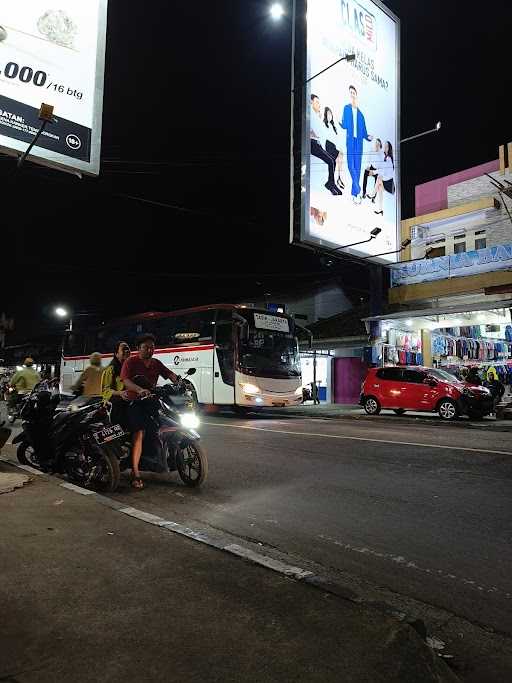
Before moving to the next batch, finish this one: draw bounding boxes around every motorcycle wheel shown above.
[176,442,208,488]
[93,444,122,492]
[17,441,40,469]
[66,443,121,493]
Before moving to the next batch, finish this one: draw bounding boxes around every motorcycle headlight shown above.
[180,413,200,430]
[240,383,260,395]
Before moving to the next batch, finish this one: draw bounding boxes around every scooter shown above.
[13,380,123,492]
[116,369,207,488]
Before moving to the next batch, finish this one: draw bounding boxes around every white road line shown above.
[318,533,511,599]
[203,422,512,457]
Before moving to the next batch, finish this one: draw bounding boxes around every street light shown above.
[400,122,441,144]
[361,238,411,261]
[54,306,73,330]
[305,52,356,86]
[331,227,382,252]
[269,3,285,20]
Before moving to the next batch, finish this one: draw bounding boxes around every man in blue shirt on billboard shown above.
[341,85,373,203]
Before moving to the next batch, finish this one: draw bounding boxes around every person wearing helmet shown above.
[9,358,41,395]
[72,352,103,398]
[8,358,41,413]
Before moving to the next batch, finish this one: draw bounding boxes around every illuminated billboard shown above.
[291,0,400,262]
[0,0,108,176]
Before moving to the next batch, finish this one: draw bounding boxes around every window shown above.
[475,230,486,235]
[453,242,466,254]
[454,233,465,240]
[402,369,427,384]
[475,238,486,250]
[376,368,403,381]
[426,246,445,258]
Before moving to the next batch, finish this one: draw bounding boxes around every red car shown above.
[360,366,493,421]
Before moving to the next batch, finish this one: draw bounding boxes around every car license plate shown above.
[93,424,125,445]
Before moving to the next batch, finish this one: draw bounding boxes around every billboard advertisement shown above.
[0,0,107,176]
[291,0,400,262]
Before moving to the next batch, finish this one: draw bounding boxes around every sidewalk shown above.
[0,460,457,683]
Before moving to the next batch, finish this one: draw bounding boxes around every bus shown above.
[61,305,306,409]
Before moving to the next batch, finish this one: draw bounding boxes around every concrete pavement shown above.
[0,460,456,683]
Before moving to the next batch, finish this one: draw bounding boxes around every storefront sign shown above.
[0,1,108,175]
[390,243,512,287]
[290,0,400,263]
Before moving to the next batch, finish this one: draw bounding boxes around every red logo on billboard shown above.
[364,13,375,45]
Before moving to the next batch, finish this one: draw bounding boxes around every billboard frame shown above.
[0,0,108,177]
[290,0,401,264]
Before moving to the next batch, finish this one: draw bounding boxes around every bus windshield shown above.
[237,312,301,379]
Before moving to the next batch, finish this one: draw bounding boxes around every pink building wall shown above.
[415,159,500,216]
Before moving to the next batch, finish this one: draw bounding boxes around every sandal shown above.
[131,476,144,490]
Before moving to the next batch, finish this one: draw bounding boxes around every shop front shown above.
[364,302,512,385]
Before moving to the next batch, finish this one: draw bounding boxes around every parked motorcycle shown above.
[6,387,25,424]
[115,369,207,488]
[13,381,123,492]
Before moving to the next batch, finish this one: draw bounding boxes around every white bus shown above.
[61,305,305,409]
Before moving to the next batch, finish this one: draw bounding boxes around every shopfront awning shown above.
[363,299,512,324]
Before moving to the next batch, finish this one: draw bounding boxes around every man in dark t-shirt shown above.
[121,333,179,489]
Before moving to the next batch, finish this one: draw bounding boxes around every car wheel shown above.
[438,399,458,421]
[363,397,381,415]
[393,409,406,415]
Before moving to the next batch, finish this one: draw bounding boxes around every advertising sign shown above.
[291,0,400,262]
[390,244,512,287]
[0,0,108,175]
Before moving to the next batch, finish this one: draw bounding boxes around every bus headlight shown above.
[240,383,260,395]
[180,413,200,430]
[295,386,303,396]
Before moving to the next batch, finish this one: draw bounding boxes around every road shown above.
[104,414,512,636]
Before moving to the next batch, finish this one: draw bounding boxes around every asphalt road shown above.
[100,412,512,643]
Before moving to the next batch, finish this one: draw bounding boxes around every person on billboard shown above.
[340,85,373,203]
[323,107,344,191]
[372,141,395,216]
[310,95,342,196]
[362,138,383,199]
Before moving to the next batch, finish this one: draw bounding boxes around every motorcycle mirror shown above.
[186,368,196,376]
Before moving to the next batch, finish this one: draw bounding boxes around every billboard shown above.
[0,0,107,176]
[291,0,400,262]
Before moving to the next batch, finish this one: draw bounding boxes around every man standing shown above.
[340,85,373,202]
[362,137,383,199]
[310,94,342,196]
[72,352,103,398]
[121,333,180,490]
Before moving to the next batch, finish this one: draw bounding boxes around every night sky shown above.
[2,0,510,342]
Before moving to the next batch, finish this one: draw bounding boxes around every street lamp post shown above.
[54,307,72,331]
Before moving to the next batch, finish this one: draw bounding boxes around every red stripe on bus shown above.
[63,344,215,361]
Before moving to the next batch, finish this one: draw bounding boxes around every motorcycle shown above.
[115,368,207,488]
[13,380,123,492]
[6,386,25,424]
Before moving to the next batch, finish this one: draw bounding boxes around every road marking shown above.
[318,533,511,599]
[203,422,512,457]
[225,544,313,579]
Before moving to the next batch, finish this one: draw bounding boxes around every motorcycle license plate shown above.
[93,424,125,445]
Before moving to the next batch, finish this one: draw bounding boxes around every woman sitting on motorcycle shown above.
[101,341,131,425]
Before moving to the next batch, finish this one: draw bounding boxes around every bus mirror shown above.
[186,368,196,376]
